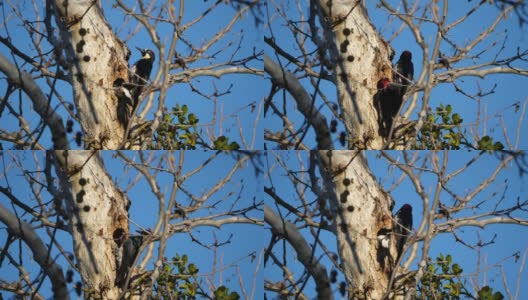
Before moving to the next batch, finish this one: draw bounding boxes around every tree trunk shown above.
[318,150,394,299]
[52,1,129,148]
[53,151,129,299]
[315,1,394,149]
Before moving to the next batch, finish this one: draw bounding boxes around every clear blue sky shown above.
[0,1,263,149]
[265,151,528,299]
[0,151,263,298]
[265,1,527,149]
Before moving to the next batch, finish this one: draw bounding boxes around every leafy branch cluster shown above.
[415,104,504,150]
[152,104,240,150]
[152,104,200,149]
[153,253,240,300]
[418,254,503,300]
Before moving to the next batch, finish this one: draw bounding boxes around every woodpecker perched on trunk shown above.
[377,77,391,91]
[376,78,403,137]
[117,48,155,127]
[393,204,412,261]
[376,227,392,272]
[394,51,414,95]
[114,78,133,127]
[377,228,391,249]
[115,235,144,287]
[129,48,155,103]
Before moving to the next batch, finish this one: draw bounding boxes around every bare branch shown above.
[0,202,69,299]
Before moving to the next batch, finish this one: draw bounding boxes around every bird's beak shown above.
[136,47,143,52]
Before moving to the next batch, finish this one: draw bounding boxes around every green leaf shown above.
[491,292,504,300]
[478,286,493,299]
[214,286,228,299]
[452,263,462,275]
[428,114,436,123]
[477,136,493,150]
[493,142,504,150]
[452,113,462,125]
[228,142,240,150]
[188,263,199,275]
[188,113,198,124]
[213,286,240,300]
[428,264,435,272]
[214,136,228,149]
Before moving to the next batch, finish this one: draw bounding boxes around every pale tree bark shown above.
[263,151,397,299]
[318,150,395,299]
[52,1,129,148]
[265,1,394,149]
[53,151,129,299]
[314,1,394,149]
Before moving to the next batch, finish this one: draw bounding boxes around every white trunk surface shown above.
[54,151,129,299]
[316,1,394,149]
[319,151,394,299]
[53,0,129,148]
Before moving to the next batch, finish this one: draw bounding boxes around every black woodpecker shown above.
[377,227,391,249]
[393,51,414,95]
[129,48,155,104]
[376,78,403,137]
[115,235,143,287]
[376,227,392,272]
[114,78,133,127]
[117,48,155,127]
[393,204,413,261]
